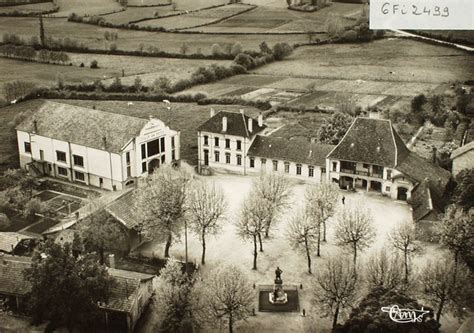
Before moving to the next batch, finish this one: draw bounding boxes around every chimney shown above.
[432,147,437,164]
[248,117,253,133]
[222,116,227,132]
[33,120,38,133]
[240,109,244,114]
[102,136,107,150]
[258,113,263,127]
[210,108,215,118]
[108,254,115,268]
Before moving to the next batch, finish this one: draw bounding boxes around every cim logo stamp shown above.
[381,305,430,323]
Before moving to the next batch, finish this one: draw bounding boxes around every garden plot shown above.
[35,190,85,217]
[136,4,253,30]
[381,82,441,97]
[221,74,283,87]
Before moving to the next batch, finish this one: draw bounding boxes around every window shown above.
[172,150,175,161]
[39,150,44,160]
[322,167,326,174]
[309,166,314,177]
[386,186,391,192]
[363,163,369,169]
[142,162,147,173]
[127,166,131,178]
[171,136,175,149]
[332,162,337,172]
[214,151,220,162]
[236,140,242,151]
[74,171,85,182]
[56,151,66,162]
[386,169,392,179]
[204,135,209,146]
[284,162,290,173]
[250,157,255,168]
[225,139,230,149]
[160,137,165,153]
[126,152,130,164]
[296,164,302,175]
[24,142,31,153]
[261,158,266,167]
[273,160,278,171]
[225,153,231,164]
[214,137,219,147]
[57,166,68,176]
[73,155,84,167]
[141,144,146,160]
[237,154,242,166]
[161,155,165,164]
[147,139,160,157]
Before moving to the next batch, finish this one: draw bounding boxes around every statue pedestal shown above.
[269,280,288,305]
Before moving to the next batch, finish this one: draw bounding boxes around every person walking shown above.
[342,196,345,205]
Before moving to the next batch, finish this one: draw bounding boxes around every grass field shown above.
[66,53,231,85]
[184,3,361,33]
[127,0,169,5]
[0,17,308,54]
[254,39,474,83]
[136,4,254,30]
[102,6,176,25]
[0,57,118,88]
[52,0,123,17]
[0,2,55,14]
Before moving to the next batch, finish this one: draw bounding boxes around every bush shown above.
[234,53,254,69]
[90,60,99,68]
[23,198,47,218]
[272,42,293,60]
[341,30,357,42]
[211,43,223,56]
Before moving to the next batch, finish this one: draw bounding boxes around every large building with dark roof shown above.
[197,109,266,174]
[16,100,180,191]
[326,117,451,200]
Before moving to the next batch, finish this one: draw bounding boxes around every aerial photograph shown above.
[0,0,472,332]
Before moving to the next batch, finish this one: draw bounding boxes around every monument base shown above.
[269,292,288,304]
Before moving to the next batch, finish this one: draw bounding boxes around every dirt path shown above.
[391,29,474,52]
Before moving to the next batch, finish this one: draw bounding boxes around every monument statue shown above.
[270,266,288,305]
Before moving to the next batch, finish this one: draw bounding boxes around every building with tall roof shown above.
[247,136,334,182]
[326,117,451,201]
[16,101,180,191]
[197,109,266,174]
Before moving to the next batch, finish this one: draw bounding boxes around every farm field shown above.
[184,3,361,33]
[136,4,254,30]
[0,2,55,14]
[102,6,177,25]
[51,0,123,17]
[254,39,474,83]
[0,17,308,54]
[0,57,117,88]
[127,0,168,5]
[65,53,232,85]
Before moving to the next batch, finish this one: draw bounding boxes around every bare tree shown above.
[311,256,359,328]
[335,204,376,268]
[436,205,474,267]
[188,181,227,265]
[253,173,292,238]
[306,182,339,244]
[194,265,253,333]
[287,206,318,274]
[365,248,405,291]
[235,194,268,270]
[134,166,190,258]
[420,257,473,323]
[389,220,420,283]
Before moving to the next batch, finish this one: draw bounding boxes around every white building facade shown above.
[197,110,265,175]
[16,101,180,191]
